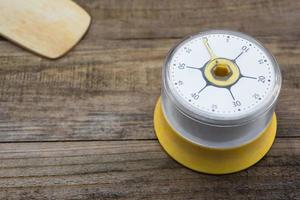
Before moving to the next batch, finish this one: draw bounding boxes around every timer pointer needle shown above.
[203,38,217,60]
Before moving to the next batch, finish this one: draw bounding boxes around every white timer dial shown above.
[165,30,281,124]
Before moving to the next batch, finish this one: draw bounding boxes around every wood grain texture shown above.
[75,0,300,40]
[0,36,299,141]
[0,0,299,199]
[0,139,298,200]
[0,0,91,59]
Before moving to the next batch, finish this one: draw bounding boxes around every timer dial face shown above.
[165,30,281,122]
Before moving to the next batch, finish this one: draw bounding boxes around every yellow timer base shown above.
[154,98,277,175]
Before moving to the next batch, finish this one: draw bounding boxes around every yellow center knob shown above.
[204,58,240,87]
[213,64,231,77]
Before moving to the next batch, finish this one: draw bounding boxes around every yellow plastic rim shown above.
[154,98,277,174]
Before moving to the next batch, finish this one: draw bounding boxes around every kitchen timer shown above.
[154,30,282,174]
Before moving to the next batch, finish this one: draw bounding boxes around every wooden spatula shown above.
[0,0,91,59]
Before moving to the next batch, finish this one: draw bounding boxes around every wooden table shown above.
[0,0,299,199]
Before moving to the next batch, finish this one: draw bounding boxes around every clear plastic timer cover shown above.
[164,30,281,125]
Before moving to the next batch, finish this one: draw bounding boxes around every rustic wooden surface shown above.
[0,0,299,199]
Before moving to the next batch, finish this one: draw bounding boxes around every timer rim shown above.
[163,29,282,126]
[154,98,277,174]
